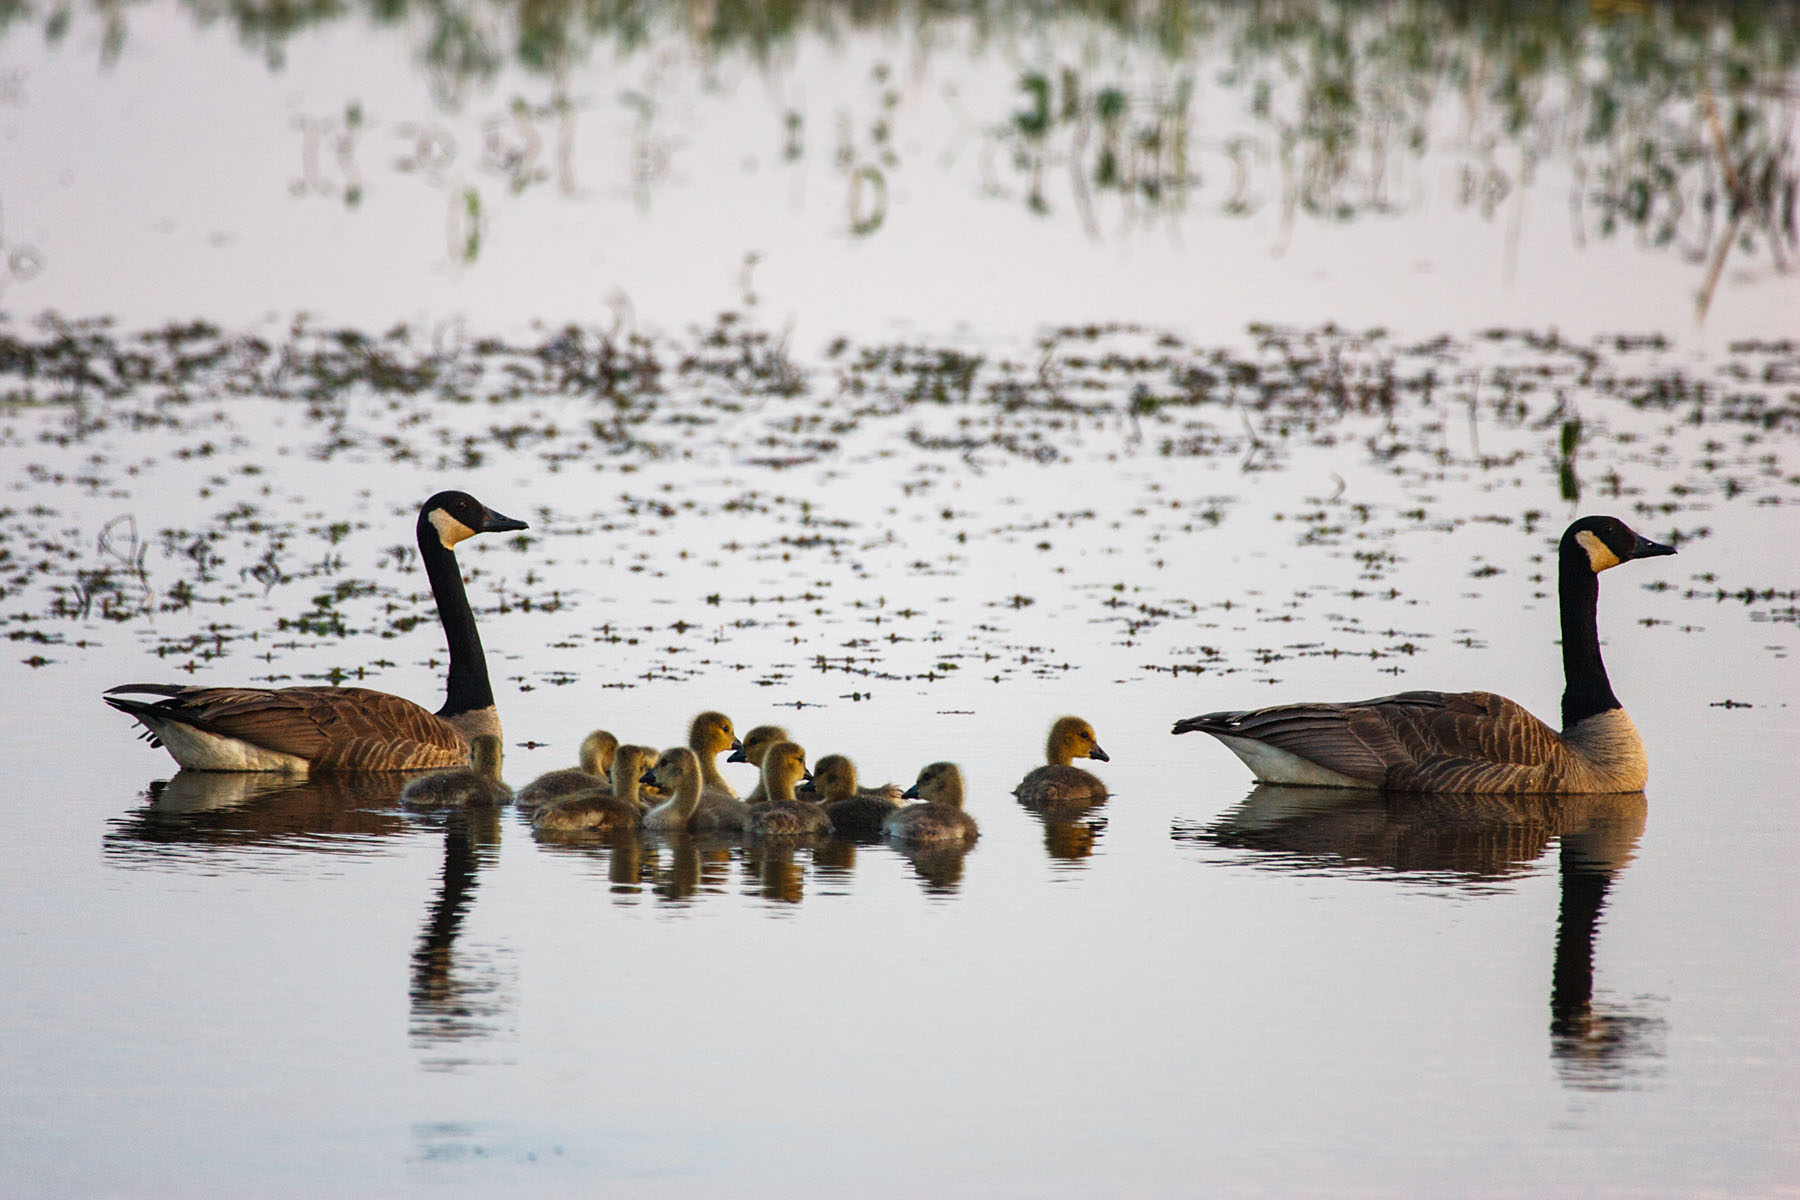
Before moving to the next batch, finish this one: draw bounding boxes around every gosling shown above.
[885,761,979,846]
[400,734,511,809]
[743,741,832,837]
[1013,716,1109,808]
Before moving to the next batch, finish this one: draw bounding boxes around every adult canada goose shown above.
[531,744,653,833]
[886,762,979,846]
[1014,716,1110,807]
[728,723,791,804]
[515,730,619,811]
[1172,516,1676,794]
[400,734,511,809]
[813,753,900,837]
[744,742,832,836]
[640,746,706,833]
[105,491,528,773]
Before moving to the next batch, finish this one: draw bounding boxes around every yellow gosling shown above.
[1014,716,1110,808]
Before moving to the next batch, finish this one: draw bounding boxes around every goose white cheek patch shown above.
[1575,529,1621,572]
[428,508,478,549]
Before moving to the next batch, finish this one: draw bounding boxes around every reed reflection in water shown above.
[1177,786,1661,1093]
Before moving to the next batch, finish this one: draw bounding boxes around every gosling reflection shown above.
[1181,786,1659,1091]
[1021,807,1108,867]
[527,817,711,905]
[742,838,810,904]
[104,770,413,865]
[883,761,979,895]
[889,840,974,895]
[410,807,513,1063]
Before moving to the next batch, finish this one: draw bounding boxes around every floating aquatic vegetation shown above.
[0,312,1793,690]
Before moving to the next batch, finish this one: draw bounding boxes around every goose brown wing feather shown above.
[1375,691,1568,791]
[112,685,468,771]
[1184,691,1569,790]
[1183,698,1413,784]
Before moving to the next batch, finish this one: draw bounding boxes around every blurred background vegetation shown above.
[1,0,1794,299]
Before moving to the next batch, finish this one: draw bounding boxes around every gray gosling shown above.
[532,743,654,833]
[401,734,511,809]
[814,753,901,837]
[886,762,979,846]
[515,729,619,811]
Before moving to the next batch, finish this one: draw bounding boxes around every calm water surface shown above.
[1,4,1797,1196]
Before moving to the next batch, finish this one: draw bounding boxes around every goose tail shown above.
[1171,711,1246,736]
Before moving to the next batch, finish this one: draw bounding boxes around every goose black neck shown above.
[1550,842,1614,1036]
[1559,545,1618,727]
[418,516,494,720]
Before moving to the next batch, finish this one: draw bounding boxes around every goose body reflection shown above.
[886,762,979,846]
[1182,783,1657,1090]
[401,735,511,809]
[743,742,831,836]
[1014,715,1110,808]
[515,730,618,811]
[1173,516,1676,793]
[105,771,414,863]
[412,807,509,1053]
[105,492,527,772]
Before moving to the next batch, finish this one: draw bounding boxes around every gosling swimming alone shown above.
[1014,716,1110,807]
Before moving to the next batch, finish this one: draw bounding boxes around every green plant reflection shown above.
[11,1,1792,286]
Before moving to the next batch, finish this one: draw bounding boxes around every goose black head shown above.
[421,491,529,550]
[1564,516,1676,574]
